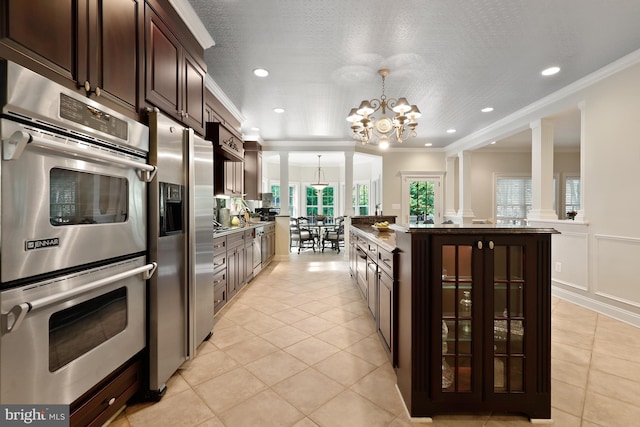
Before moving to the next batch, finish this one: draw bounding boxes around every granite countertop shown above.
[213,221,274,237]
[351,224,398,252]
[391,223,559,235]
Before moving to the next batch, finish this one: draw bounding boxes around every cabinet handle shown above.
[477,241,483,250]
[108,397,116,406]
[489,240,494,250]
[215,299,222,304]
[82,81,101,96]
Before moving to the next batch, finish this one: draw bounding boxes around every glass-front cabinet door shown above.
[435,236,483,402]
[433,234,539,405]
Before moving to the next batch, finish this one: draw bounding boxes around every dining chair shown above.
[321,216,345,253]
[290,218,315,253]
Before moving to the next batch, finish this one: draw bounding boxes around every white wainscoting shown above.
[593,234,640,309]
[551,230,589,291]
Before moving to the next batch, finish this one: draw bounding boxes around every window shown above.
[306,187,318,216]
[400,172,443,224]
[305,186,335,217]
[564,176,580,217]
[353,183,369,215]
[271,184,296,217]
[495,177,532,224]
[495,176,557,224]
[409,181,434,222]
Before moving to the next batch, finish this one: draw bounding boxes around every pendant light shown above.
[311,155,328,191]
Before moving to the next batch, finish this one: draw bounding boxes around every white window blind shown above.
[496,177,532,224]
[564,177,581,217]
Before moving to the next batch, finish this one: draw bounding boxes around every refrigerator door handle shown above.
[186,128,197,360]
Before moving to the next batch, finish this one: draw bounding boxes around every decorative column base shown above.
[455,209,475,225]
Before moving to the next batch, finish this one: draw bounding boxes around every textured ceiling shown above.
[188,0,640,151]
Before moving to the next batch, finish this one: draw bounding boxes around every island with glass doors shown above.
[392,223,557,422]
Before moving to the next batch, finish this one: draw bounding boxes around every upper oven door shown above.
[1,119,150,285]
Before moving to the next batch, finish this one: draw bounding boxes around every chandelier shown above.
[311,155,328,191]
[346,69,421,149]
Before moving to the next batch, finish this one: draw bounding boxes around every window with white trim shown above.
[564,176,580,218]
[353,183,369,215]
[495,176,556,224]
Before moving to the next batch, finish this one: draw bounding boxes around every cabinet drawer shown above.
[70,356,142,427]
[213,275,227,313]
[214,253,227,272]
[366,240,378,260]
[214,236,227,255]
[378,246,395,278]
[227,231,244,248]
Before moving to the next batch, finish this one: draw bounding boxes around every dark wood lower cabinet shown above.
[70,354,142,427]
[395,227,555,421]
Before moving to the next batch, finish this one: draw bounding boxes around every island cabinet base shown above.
[394,226,555,421]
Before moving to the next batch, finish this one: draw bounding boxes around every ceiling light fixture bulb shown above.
[273,107,285,113]
[541,66,560,76]
[253,68,269,77]
[481,107,494,113]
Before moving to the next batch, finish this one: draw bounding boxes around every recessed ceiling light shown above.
[446,129,456,134]
[481,107,494,113]
[490,141,497,145]
[273,108,285,113]
[251,127,260,131]
[253,68,269,77]
[424,143,433,147]
[541,66,560,76]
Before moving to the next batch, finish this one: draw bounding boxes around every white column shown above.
[576,102,587,222]
[279,151,290,216]
[528,119,557,220]
[344,151,354,217]
[444,156,457,219]
[456,151,475,224]
[275,151,290,260]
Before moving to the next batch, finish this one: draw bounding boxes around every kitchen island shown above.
[349,222,557,422]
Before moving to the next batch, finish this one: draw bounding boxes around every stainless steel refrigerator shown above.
[147,110,214,399]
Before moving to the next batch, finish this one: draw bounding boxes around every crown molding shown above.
[167,0,215,49]
[205,74,245,125]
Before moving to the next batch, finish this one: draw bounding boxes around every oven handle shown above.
[3,130,158,182]
[1,262,157,335]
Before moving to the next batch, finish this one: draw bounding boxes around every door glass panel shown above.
[493,243,526,393]
[442,243,473,393]
[49,287,127,371]
[50,168,128,225]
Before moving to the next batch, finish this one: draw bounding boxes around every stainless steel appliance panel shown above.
[0,120,148,284]
[0,256,151,404]
[189,130,214,347]
[2,61,148,154]
[148,111,188,394]
[253,226,263,276]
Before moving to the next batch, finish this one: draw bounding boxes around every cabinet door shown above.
[227,248,238,298]
[91,0,140,111]
[0,0,75,78]
[224,161,235,194]
[434,235,483,401]
[145,5,181,118]
[366,259,377,320]
[234,161,244,195]
[378,270,393,355]
[485,234,546,410]
[182,52,205,134]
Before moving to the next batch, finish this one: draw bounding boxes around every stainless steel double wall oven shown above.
[0,61,157,405]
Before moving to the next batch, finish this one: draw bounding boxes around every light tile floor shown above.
[111,251,640,427]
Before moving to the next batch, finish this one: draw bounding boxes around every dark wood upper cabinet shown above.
[243,141,262,200]
[144,1,205,135]
[0,0,142,116]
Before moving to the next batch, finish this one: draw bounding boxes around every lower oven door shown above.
[0,255,154,404]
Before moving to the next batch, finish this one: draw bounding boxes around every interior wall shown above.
[378,150,447,220]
